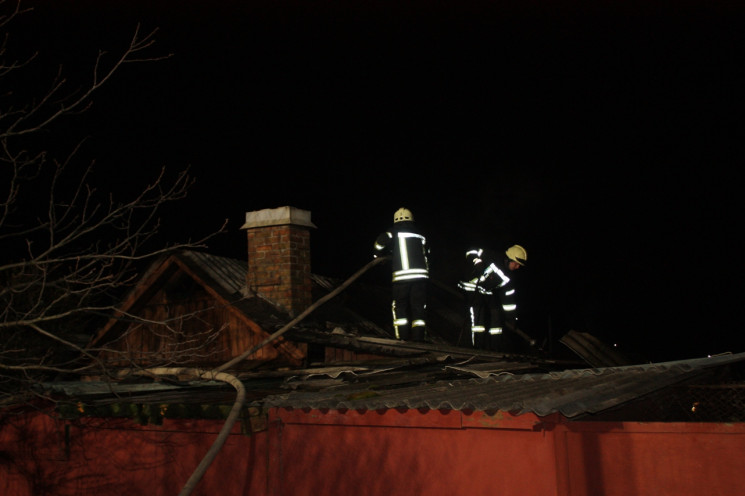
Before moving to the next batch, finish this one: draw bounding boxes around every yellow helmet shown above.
[505,245,527,266]
[393,208,413,223]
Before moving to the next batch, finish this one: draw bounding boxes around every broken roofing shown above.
[44,351,745,422]
[44,250,745,423]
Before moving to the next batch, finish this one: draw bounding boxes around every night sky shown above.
[15,1,745,362]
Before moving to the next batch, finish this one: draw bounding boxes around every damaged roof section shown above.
[22,205,745,427]
[258,352,745,420]
[44,351,745,422]
[54,213,745,425]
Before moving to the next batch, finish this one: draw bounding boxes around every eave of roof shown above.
[41,352,745,421]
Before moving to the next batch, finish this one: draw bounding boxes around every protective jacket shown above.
[374,221,429,282]
[459,248,517,320]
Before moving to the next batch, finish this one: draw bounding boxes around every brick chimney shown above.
[241,206,316,316]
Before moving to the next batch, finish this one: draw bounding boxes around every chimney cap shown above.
[241,206,317,230]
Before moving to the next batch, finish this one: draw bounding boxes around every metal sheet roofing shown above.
[45,352,745,421]
[180,250,248,297]
[62,251,745,423]
[259,352,745,418]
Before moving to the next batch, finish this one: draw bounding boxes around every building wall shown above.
[96,283,282,368]
[2,408,745,496]
[555,420,745,496]
[0,412,266,496]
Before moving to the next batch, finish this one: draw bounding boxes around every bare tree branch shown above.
[1,23,170,138]
[0,1,224,401]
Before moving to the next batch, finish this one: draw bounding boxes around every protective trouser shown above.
[465,291,505,351]
[484,293,505,352]
[463,290,483,348]
[391,280,427,341]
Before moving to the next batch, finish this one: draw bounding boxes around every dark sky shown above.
[16,0,745,362]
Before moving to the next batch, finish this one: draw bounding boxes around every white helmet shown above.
[394,208,413,223]
[505,245,527,266]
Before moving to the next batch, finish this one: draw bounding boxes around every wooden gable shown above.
[89,252,305,371]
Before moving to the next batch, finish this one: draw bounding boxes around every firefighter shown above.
[374,208,430,342]
[458,244,526,351]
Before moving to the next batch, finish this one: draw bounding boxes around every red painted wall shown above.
[0,413,266,496]
[556,421,745,496]
[2,408,744,496]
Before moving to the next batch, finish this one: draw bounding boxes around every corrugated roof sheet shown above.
[560,329,634,367]
[45,352,745,421]
[260,353,745,418]
[70,251,745,422]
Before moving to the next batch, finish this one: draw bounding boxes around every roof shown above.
[88,250,305,367]
[43,350,745,422]
[92,249,498,350]
[61,250,745,423]
[259,352,745,418]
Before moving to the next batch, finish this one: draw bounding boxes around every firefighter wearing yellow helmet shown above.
[393,207,413,223]
[373,207,429,342]
[505,244,527,267]
[458,244,527,351]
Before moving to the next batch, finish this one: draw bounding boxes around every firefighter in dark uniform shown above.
[374,208,430,342]
[458,245,526,350]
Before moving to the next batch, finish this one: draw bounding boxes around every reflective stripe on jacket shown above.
[374,222,429,283]
[458,247,517,314]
